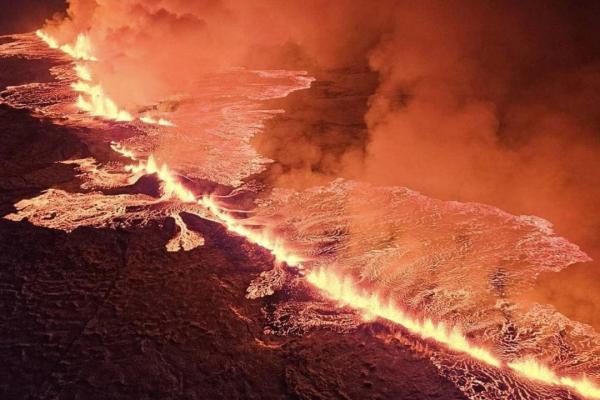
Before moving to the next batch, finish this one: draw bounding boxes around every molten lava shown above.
[36,30,174,126]
[140,115,175,127]
[508,358,600,399]
[307,268,600,399]
[166,213,205,252]
[111,142,600,399]
[307,268,501,367]
[72,80,133,121]
[125,154,304,267]
[59,33,97,61]
[74,64,92,81]
[115,146,600,398]
[36,30,97,61]
[110,142,137,160]
[30,27,600,400]
[35,30,58,49]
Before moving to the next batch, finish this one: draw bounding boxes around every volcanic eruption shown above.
[1,1,600,399]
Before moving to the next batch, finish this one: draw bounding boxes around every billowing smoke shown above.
[42,0,390,107]
[43,0,600,327]
[254,1,600,329]
[360,1,600,329]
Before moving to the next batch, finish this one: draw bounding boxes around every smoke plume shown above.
[359,1,600,328]
[42,0,390,106]
[43,0,600,327]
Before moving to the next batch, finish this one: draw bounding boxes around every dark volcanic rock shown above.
[0,58,465,399]
[0,57,57,90]
[0,104,88,215]
[0,217,465,400]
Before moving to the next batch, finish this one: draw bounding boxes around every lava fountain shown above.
[36,30,174,125]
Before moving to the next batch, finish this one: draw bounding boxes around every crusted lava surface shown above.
[0,57,466,399]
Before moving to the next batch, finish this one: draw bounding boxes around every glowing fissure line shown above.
[36,28,600,400]
[307,269,600,399]
[36,30,174,126]
[74,64,92,81]
[307,268,500,366]
[72,80,133,122]
[124,154,304,268]
[508,358,600,399]
[36,30,97,61]
[110,142,137,160]
[35,30,58,49]
[121,150,600,399]
[60,34,98,61]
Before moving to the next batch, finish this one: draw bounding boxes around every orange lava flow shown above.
[72,80,133,121]
[140,115,175,127]
[36,30,97,61]
[508,358,600,399]
[35,27,600,400]
[110,142,137,160]
[307,268,501,367]
[74,64,92,81]
[36,30,174,126]
[120,148,600,399]
[35,30,58,49]
[306,268,600,399]
[125,154,304,267]
[113,147,598,398]
[199,195,305,267]
[59,33,98,61]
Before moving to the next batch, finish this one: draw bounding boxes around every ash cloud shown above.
[43,0,600,327]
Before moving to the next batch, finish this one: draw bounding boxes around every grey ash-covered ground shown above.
[0,55,467,399]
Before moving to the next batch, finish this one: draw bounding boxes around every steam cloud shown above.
[44,0,600,327]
